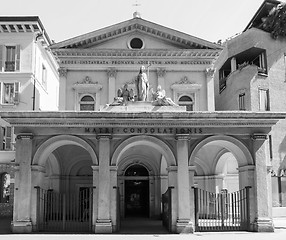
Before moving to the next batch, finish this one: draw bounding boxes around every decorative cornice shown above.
[52,49,220,59]
[171,76,202,90]
[51,19,222,50]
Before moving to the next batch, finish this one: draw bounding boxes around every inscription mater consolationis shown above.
[84,127,203,135]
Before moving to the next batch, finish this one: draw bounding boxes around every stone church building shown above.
[1,1,286,234]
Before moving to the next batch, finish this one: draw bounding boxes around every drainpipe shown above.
[32,31,44,110]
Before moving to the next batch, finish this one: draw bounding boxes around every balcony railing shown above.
[4,61,15,72]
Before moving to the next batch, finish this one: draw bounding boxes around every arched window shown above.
[125,165,149,176]
[0,173,10,203]
[178,95,194,111]
[79,95,95,111]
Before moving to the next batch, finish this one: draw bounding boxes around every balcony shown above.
[4,61,15,72]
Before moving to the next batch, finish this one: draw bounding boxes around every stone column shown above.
[95,134,112,233]
[58,67,68,110]
[175,134,193,233]
[156,68,166,90]
[107,68,117,104]
[205,68,215,111]
[251,134,274,232]
[12,133,33,233]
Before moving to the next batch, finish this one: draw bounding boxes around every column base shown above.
[95,219,113,233]
[176,219,194,233]
[253,218,274,232]
[12,220,32,233]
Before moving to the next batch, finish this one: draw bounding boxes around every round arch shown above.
[111,135,176,167]
[189,135,253,167]
[33,135,98,166]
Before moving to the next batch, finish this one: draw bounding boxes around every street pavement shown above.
[0,217,285,240]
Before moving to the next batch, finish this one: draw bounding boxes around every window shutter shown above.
[0,45,3,72]
[15,45,20,71]
[0,127,4,150]
[13,82,20,104]
[5,127,12,150]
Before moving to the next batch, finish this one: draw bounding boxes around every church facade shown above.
[1,2,286,234]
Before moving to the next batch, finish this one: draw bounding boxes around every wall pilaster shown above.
[107,68,117,104]
[156,68,166,90]
[205,67,215,111]
[58,67,68,110]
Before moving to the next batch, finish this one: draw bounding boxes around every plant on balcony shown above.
[260,2,286,39]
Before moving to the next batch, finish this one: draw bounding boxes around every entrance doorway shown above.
[124,165,149,218]
[125,180,149,217]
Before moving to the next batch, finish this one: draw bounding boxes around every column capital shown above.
[251,133,268,141]
[175,134,191,141]
[156,68,166,77]
[91,165,99,171]
[107,67,117,78]
[96,134,112,140]
[167,166,178,172]
[58,67,68,78]
[205,67,215,78]
[31,165,45,173]
[16,133,33,140]
[238,165,255,173]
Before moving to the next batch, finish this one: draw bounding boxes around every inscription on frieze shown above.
[84,127,203,135]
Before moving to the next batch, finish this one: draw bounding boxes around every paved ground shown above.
[0,217,285,240]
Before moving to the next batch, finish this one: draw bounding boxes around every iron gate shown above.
[35,187,93,233]
[194,187,250,231]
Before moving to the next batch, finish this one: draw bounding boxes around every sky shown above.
[0,0,272,44]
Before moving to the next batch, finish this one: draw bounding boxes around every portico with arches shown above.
[1,110,283,234]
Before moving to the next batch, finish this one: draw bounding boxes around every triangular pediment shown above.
[51,17,221,50]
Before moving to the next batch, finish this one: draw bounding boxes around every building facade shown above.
[1,1,286,234]
[0,16,59,218]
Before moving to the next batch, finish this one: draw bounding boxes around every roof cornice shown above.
[51,18,221,50]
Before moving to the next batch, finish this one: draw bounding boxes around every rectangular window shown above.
[239,93,246,110]
[0,82,20,105]
[0,45,20,72]
[253,51,267,74]
[259,89,270,111]
[5,46,16,72]
[1,126,13,150]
